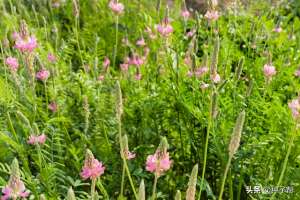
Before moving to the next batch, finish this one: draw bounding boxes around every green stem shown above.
[151,174,158,200]
[124,161,138,199]
[91,178,96,200]
[198,89,214,200]
[113,15,119,68]
[44,82,49,118]
[120,162,125,196]
[270,126,297,200]
[218,155,233,200]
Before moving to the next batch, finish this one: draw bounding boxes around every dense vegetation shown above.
[0,0,300,199]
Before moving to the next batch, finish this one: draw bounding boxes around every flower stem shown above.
[218,155,233,200]
[151,174,158,200]
[198,89,214,200]
[124,160,138,199]
[270,125,297,200]
[120,162,125,196]
[91,178,96,200]
[113,15,119,68]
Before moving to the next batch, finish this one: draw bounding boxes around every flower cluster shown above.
[5,57,19,72]
[27,134,47,145]
[81,149,105,180]
[109,0,124,15]
[1,159,30,200]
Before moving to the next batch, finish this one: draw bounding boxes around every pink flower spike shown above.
[124,150,136,160]
[98,75,105,81]
[288,99,300,119]
[103,57,110,69]
[1,187,12,200]
[136,38,146,47]
[48,102,58,112]
[181,10,190,20]
[200,83,210,90]
[27,135,38,145]
[186,29,196,38]
[81,150,105,180]
[204,10,219,21]
[5,57,19,72]
[157,19,174,37]
[211,73,221,83]
[15,35,38,53]
[187,71,193,77]
[195,66,209,77]
[109,0,124,15]
[47,53,56,63]
[263,64,276,78]
[135,73,142,80]
[120,63,129,72]
[146,151,172,176]
[36,69,50,81]
[273,27,282,33]
[27,134,46,145]
[37,134,47,144]
[294,69,300,77]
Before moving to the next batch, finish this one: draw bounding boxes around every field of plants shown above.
[0,0,300,199]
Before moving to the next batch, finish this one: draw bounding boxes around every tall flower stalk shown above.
[270,98,300,199]
[218,110,246,200]
[186,164,198,200]
[116,81,138,199]
[199,37,220,200]
[80,149,105,199]
[145,137,172,200]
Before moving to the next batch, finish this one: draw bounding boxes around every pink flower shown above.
[195,67,209,77]
[211,73,221,83]
[186,29,196,38]
[5,57,19,72]
[184,56,192,66]
[109,0,124,15]
[187,71,193,77]
[120,63,129,72]
[157,19,174,37]
[135,73,142,80]
[288,99,300,119]
[123,150,136,160]
[129,54,144,67]
[103,57,110,70]
[294,69,300,77]
[263,64,276,78]
[14,35,38,53]
[181,10,190,20]
[200,83,210,90]
[98,75,105,81]
[136,38,146,47]
[146,151,172,176]
[27,134,47,145]
[47,53,56,63]
[48,102,58,112]
[273,27,282,33]
[1,181,29,200]
[81,150,105,180]
[36,69,50,81]
[204,10,219,21]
